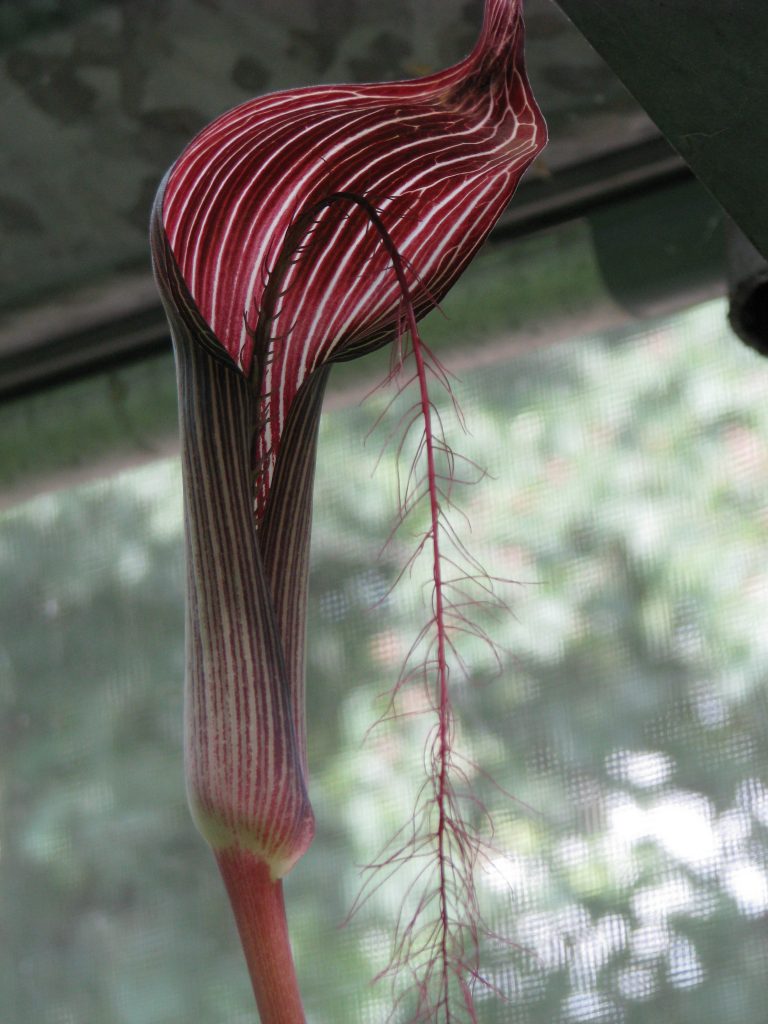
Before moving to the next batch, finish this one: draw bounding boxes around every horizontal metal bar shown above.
[0,137,704,404]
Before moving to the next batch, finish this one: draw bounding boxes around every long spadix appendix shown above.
[151,0,546,1020]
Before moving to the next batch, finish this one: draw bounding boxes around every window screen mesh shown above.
[2,297,767,1023]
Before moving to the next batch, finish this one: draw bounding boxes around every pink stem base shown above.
[216,848,306,1024]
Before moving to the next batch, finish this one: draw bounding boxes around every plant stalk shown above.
[217,849,307,1024]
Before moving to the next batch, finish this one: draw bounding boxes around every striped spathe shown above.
[151,0,545,897]
[161,0,546,520]
[151,5,545,1016]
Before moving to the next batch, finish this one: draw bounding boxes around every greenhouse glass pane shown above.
[2,297,767,1024]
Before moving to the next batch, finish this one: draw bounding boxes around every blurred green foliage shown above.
[2,298,768,1023]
